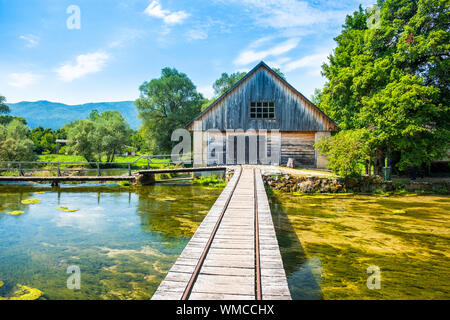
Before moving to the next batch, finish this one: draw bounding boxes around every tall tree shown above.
[318,0,449,174]
[135,68,204,154]
[213,72,247,97]
[65,110,131,162]
[0,120,36,161]
[0,95,10,115]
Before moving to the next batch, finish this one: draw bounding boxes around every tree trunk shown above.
[374,148,385,176]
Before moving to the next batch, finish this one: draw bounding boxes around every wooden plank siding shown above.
[281,132,315,166]
[187,63,337,132]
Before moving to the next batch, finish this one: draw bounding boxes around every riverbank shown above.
[261,171,449,194]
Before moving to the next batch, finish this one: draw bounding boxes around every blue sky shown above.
[0,0,375,104]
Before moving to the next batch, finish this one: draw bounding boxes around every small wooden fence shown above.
[0,155,179,178]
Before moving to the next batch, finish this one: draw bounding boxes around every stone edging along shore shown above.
[226,166,449,194]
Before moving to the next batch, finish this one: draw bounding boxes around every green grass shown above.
[192,175,227,187]
[38,154,172,169]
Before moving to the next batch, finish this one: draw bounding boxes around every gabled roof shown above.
[186,61,338,131]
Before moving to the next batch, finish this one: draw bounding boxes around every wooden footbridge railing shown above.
[0,155,227,185]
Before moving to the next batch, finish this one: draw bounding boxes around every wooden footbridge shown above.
[152,167,291,300]
[0,166,227,185]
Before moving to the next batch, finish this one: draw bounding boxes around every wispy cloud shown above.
[284,52,329,72]
[55,51,109,82]
[144,1,189,25]
[235,0,352,29]
[186,29,208,41]
[19,34,40,48]
[197,85,215,99]
[234,37,300,66]
[109,28,145,48]
[8,72,40,88]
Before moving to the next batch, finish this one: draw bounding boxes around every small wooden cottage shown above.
[186,61,338,168]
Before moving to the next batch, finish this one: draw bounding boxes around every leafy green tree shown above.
[315,129,370,177]
[66,110,131,162]
[318,0,449,175]
[136,68,204,154]
[213,72,247,97]
[0,120,36,161]
[0,95,10,115]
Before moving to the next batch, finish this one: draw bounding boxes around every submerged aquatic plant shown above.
[56,206,78,213]
[6,211,25,216]
[0,284,44,300]
[21,199,40,204]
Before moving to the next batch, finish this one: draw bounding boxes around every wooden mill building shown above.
[187,61,338,168]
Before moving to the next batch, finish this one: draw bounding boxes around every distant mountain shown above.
[6,100,140,129]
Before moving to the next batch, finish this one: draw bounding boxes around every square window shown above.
[250,101,275,119]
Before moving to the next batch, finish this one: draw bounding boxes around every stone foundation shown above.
[134,173,155,186]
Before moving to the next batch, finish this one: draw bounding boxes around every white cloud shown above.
[197,85,215,99]
[236,0,352,29]
[284,53,328,72]
[19,34,40,48]
[234,37,299,66]
[8,72,40,88]
[186,29,208,41]
[55,51,109,82]
[144,1,189,25]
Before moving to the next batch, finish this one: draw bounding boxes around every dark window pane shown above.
[269,102,274,107]
[269,113,274,118]
[257,102,262,107]
[263,102,268,107]
[251,102,256,107]
[250,113,256,118]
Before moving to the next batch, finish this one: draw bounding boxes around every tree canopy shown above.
[0,120,36,162]
[135,68,204,154]
[65,110,131,162]
[316,0,449,175]
[0,95,10,115]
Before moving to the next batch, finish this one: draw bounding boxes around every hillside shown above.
[6,100,140,129]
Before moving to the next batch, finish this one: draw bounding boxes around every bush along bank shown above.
[262,173,450,194]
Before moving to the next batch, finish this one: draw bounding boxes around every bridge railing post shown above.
[57,163,61,177]
[97,162,101,176]
[19,163,23,176]
[128,164,132,176]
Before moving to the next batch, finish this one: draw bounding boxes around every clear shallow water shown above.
[0,184,222,300]
[268,192,450,300]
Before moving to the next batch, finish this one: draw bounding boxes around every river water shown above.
[0,183,222,300]
[1,183,448,300]
[269,192,450,299]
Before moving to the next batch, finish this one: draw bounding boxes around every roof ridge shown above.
[186,61,337,130]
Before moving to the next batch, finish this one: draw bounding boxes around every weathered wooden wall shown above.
[192,66,335,132]
[281,132,315,166]
[203,131,315,166]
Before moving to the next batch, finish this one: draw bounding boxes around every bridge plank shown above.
[151,167,291,300]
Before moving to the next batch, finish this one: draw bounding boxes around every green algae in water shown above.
[21,198,40,204]
[56,206,79,212]
[0,284,44,300]
[0,183,223,300]
[6,211,25,216]
[269,193,450,300]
